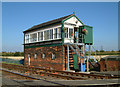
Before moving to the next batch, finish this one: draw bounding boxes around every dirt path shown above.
[0,56,24,60]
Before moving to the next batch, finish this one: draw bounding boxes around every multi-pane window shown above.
[65,28,73,38]
[47,30,49,40]
[50,29,53,39]
[54,28,61,39]
[54,28,57,39]
[65,28,68,38]
[44,29,53,40]
[69,28,73,38]
[25,35,29,43]
[44,31,47,40]
[38,32,43,41]
[30,33,37,42]
[25,27,61,43]
[57,27,61,38]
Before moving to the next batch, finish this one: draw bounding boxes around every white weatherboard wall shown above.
[64,16,83,43]
[64,16,83,27]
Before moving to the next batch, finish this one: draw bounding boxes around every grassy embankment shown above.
[86,51,120,55]
[0,52,24,56]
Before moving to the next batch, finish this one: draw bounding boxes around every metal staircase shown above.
[64,43,100,72]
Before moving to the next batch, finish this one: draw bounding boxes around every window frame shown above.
[51,53,56,60]
[34,53,37,59]
[42,53,45,59]
[30,33,37,43]
[38,32,43,41]
[25,26,62,44]
[64,27,74,39]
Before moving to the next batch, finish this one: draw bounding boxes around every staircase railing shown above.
[69,45,83,59]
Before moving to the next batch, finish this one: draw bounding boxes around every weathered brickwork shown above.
[24,45,64,71]
[24,45,84,71]
[100,60,120,71]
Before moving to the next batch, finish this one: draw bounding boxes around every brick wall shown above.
[24,45,65,71]
[100,60,120,71]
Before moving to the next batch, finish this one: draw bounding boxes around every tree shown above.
[100,50,105,52]
[96,50,99,52]
[14,52,21,56]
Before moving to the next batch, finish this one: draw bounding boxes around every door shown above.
[74,27,78,43]
[73,54,79,70]
[28,54,30,65]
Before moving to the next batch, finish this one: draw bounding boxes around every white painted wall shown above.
[64,16,83,43]
[64,16,83,27]
[25,16,83,44]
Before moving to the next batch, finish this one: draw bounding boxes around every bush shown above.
[100,50,105,52]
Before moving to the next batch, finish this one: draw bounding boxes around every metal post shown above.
[81,58,82,72]
[87,44,91,72]
[82,34,83,43]
[67,45,69,71]
[83,44,85,64]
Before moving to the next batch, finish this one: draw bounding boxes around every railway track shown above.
[1,69,41,80]
[2,63,120,80]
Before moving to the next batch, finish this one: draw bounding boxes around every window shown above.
[44,31,47,40]
[25,35,29,43]
[50,29,53,39]
[28,54,31,58]
[54,27,61,39]
[38,32,43,41]
[47,30,49,40]
[54,28,57,39]
[30,33,37,42]
[52,53,55,60]
[69,28,73,38]
[65,28,68,38]
[42,53,45,59]
[57,27,61,38]
[34,53,37,59]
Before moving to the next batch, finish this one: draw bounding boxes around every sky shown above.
[2,2,118,52]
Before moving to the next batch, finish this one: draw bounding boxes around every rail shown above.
[2,63,119,80]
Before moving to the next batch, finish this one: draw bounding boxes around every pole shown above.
[87,44,91,72]
[81,58,82,72]
[67,45,69,71]
[83,44,85,64]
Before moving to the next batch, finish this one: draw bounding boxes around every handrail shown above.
[69,45,83,59]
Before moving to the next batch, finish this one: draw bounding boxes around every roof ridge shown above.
[32,14,73,28]
[23,14,74,33]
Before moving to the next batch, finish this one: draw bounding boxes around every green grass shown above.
[2,62,21,65]
[86,51,120,55]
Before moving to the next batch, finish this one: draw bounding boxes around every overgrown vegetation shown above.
[0,52,24,56]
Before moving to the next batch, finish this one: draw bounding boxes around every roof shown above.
[23,14,74,33]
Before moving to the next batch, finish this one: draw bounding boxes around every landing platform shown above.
[2,77,120,87]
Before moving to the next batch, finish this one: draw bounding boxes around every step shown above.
[69,62,74,65]
[69,60,74,62]
[69,58,73,60]
[69,65,74,67]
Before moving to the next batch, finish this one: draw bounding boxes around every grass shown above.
[1,58,23,65]
[86,51,120,55]
[2,62,22,65]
